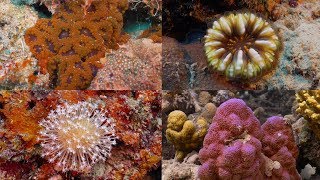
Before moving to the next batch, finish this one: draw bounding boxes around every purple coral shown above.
[261,116,300,179]
[198,99,300,180]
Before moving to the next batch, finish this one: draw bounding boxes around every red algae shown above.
[0,91,51,148]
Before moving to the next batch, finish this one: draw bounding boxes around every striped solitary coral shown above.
[204,12,281,80]
[38,101,116,172]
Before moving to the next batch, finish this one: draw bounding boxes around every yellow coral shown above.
[166,110,208,161]
[296,90,320,138]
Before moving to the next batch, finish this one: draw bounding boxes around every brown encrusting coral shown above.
[24,0,128,89]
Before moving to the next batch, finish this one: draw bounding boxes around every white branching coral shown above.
[39,101,116,172]
[204,12,281,80]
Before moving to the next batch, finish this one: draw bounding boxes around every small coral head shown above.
[167,110,188,131]
[261,116,299,158]
[39,101,116,172]
[166,110,208,161]
[204,12,282,80]
[296,90,320,138]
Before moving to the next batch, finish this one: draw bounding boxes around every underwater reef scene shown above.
[0,90,161,179]
[0,0,161,90]
[163,0,320,90]
[162,90,320,179]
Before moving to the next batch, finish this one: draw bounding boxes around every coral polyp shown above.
[39,101,116,172]
[204,12,281,80]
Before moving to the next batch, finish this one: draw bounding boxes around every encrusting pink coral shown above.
[198,98,300,180]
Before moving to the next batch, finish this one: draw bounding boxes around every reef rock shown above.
[0,0,39,89]
[89,38,161,90]
[162,158,200,180]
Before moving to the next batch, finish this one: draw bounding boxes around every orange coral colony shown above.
[24,0,128,89]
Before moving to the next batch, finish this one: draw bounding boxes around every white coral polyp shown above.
[39,101,116,172]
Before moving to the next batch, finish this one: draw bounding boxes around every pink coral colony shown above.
[198,98,299,179]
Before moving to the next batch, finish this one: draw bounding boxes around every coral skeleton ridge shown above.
[39,101,116,172]
[204,12,281,80]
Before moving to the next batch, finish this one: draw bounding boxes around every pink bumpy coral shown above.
[198,98,264,179]
[261,116,300,179]
[198,99,300,180]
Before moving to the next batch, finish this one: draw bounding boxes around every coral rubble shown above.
[204,12,282,81]
[166,110,208,161]
[162,154,200,180]
[162,37,189,90]
[300,164,316,179]
[198,98,299,179]
[25,0,128,89]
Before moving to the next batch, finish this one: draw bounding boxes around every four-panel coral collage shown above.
[0,0,319,179]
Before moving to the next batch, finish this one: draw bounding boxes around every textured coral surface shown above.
[0,90,161,179]
[25,0,128,89]
[198,99,299,179]
[166,110,208,161]
[89,38,161,90]
[261,116,299,179]
[296,90,320,139]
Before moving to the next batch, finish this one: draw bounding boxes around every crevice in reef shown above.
[32,2,52,18]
